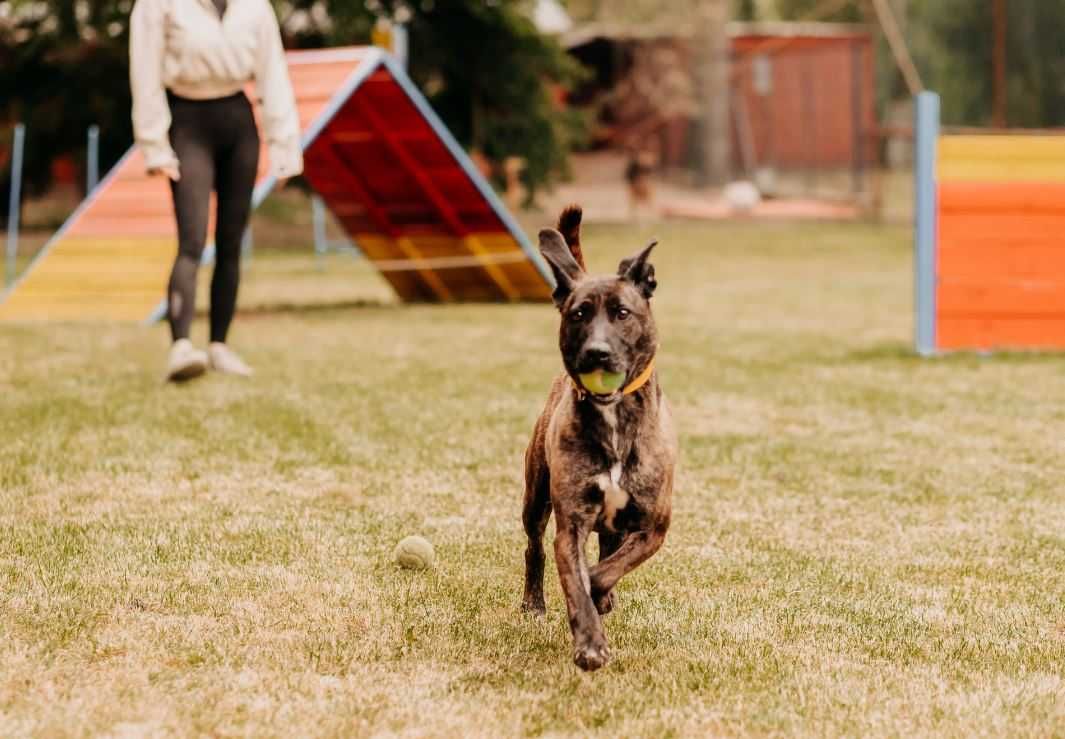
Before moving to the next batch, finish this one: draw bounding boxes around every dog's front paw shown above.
[593,588,616,615]
[521,596,546,616]
[573,639,611,671]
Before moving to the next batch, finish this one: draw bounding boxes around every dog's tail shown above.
[557,205,586,271]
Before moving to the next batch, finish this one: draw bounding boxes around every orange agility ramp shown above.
[0,47,551,322]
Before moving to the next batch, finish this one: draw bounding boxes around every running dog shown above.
[522,206,676,671]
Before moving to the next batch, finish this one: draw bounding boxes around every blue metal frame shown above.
[392,24,409,69]
[241,226,253,260]
[311,194,359,262]
[312,193,328,258]
[914,91,940,356]
[5,124,25,288]
[87,125,100,194]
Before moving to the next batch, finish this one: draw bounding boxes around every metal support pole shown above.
[694,0,730,186]
[991,0,1007,128]
[914,92,940,356]
[241,226,253,261]
[87,125,100,193]
[311,194,328,265]
[6,123,25,288]
[393,23,408,69]
[850,41,864,196]
[801,50,816,192]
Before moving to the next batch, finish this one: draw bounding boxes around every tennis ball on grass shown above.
[579,369,626,395]
[394,535,435,570]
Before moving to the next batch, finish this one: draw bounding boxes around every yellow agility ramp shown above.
[0,167,178,320]
[0,47,550,322]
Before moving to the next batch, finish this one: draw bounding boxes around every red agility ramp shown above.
[0,46,551,322]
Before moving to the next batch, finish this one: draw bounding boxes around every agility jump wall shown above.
[0,47,551,323]
[915,91,1065,354]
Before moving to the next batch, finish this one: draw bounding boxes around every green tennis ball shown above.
[394,535,435,570]
[579,369,626,395]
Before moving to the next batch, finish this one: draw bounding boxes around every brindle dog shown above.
[522,206,677,672]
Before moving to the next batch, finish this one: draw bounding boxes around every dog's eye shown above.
[570,308,586,321]
[616,307,631,320]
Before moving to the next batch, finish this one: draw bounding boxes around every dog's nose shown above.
[584,347,611,364]
[579,343,613,369]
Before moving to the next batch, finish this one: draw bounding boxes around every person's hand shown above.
[148,165,180,181]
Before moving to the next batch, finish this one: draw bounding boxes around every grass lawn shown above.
[2,219,1064,737]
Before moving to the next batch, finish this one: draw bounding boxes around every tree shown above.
[694,0,731,185]
[734,0,758,20]
[773,0,864,22]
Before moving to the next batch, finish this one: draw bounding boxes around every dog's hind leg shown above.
[521,460,551,615]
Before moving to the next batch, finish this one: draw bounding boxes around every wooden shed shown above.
[565,22,878,178]
[731,24,877,173]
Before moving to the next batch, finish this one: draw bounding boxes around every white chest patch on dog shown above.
[598,463,629,529]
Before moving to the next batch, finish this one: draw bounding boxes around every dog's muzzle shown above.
[576,343,622,374]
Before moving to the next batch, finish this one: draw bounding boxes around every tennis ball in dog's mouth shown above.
[579,369,626,395]
[394,535,435,570]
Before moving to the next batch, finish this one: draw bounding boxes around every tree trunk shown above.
[991,0,1007,128]
[695,0,731,186]
[55,0,80,42]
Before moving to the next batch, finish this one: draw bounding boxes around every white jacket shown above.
[130,0,303,179]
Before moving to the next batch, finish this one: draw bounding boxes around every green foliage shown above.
[734,0,758,22]
[910,0,1065,127]
[392,0,587,195]
[773,0,864,23]
[772,0,1065,128]
[0,2,133,202]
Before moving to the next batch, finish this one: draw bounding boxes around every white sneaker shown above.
[167,339,208,383]
[208,342,254,376]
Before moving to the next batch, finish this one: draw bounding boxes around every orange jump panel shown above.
[936,180,1065,350]
[938,317,1065,351]
[939,181,1065,215]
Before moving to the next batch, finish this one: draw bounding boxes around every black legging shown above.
[166,91,259,343]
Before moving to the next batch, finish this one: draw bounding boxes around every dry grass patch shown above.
[2,220,1064,737]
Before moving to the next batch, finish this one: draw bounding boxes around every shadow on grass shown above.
[837,342,1065,366]
[230,297,553,319]
[226,298,399,317]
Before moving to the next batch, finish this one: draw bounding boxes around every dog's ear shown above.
[539,228,584,307]
[557,205,586,271]
[618,240,658,299]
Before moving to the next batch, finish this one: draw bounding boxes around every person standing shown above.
[130,0,303,381]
